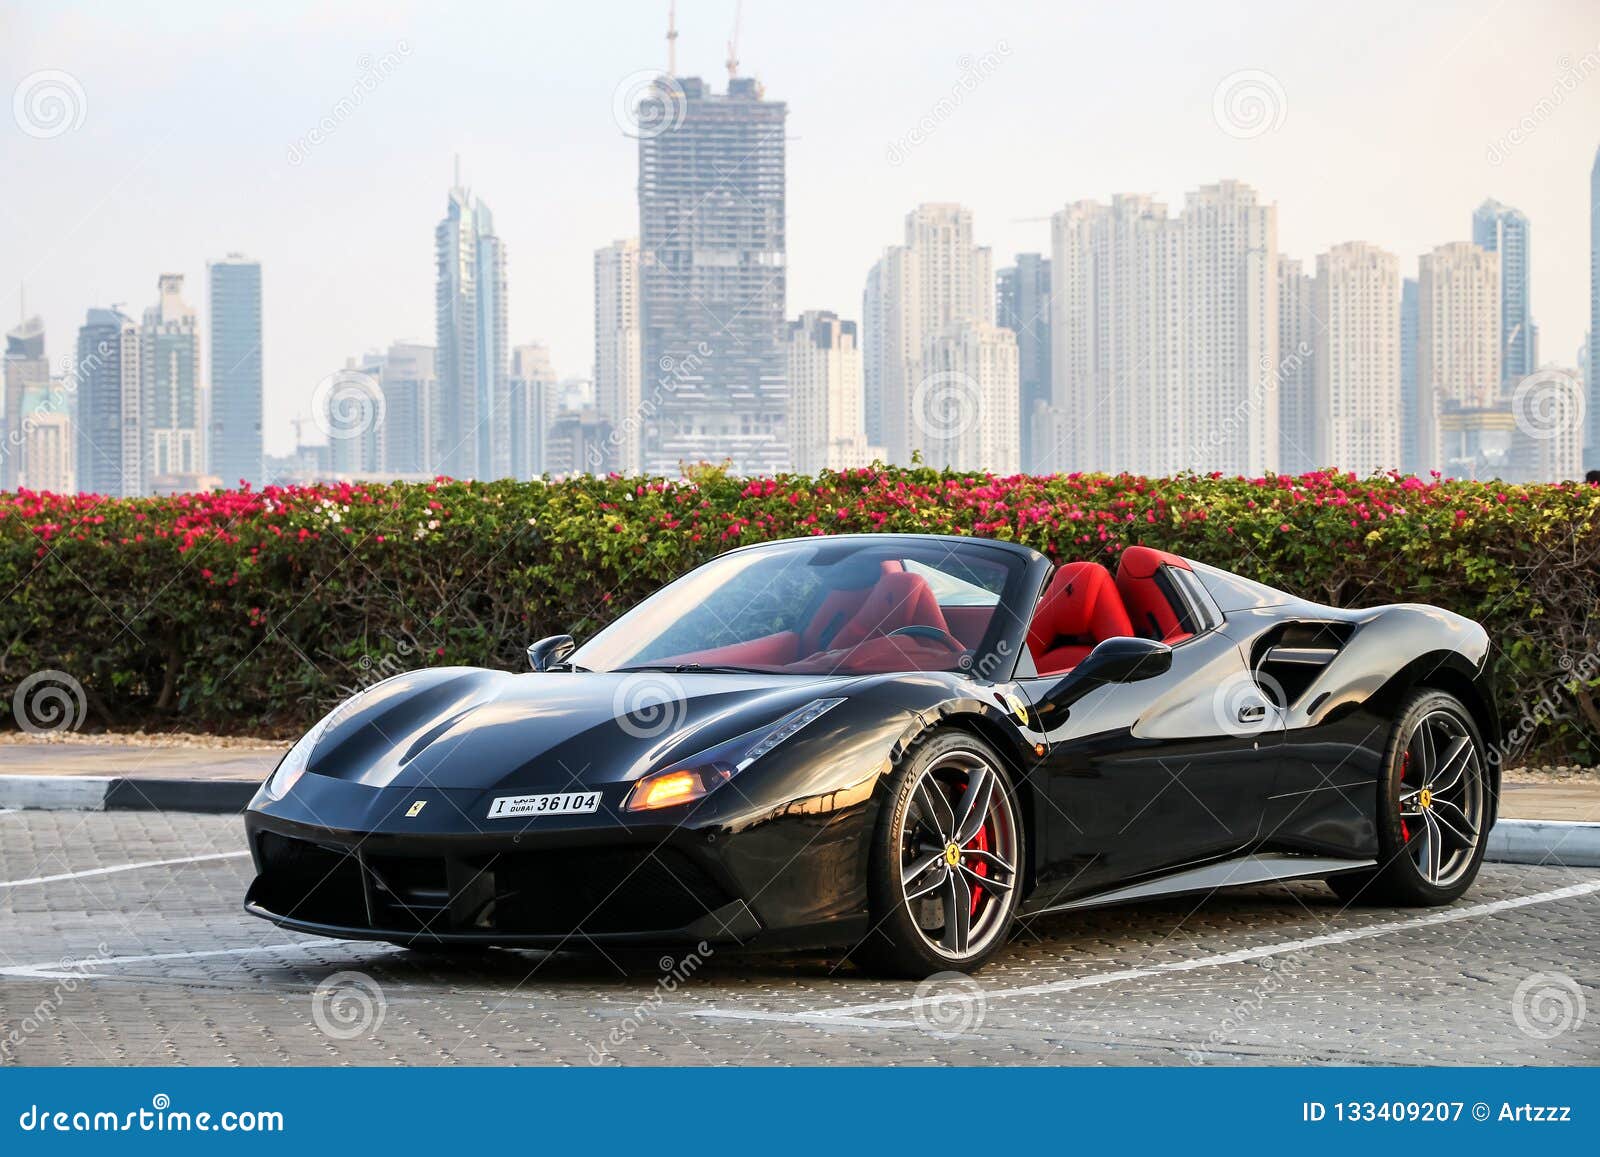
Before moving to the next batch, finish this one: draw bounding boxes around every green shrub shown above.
[2,466,1596,762]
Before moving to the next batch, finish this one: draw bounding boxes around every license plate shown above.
[486,791,603,819]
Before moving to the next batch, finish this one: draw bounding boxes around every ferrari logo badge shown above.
[1418,788,1432,811]
[944,842,962,868]
[405,800,427,818]
[1003,691,1030,726]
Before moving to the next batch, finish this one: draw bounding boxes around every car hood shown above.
[301,666,860,792]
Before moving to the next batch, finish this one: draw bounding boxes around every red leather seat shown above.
[1026,562,1134,675]
[829,570,951,650]
[799,561,903,655]
[1116,545,1194,644]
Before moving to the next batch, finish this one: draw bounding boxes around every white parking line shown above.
[0,939,362,980]
[696,877,1600,1029]
[0,850,249,891]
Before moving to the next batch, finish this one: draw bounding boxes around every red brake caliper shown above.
[1399,750,1411,842]
[968,818,990,916]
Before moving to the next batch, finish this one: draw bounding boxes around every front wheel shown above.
[856,731,1024,978]
[1327,689,1491,906]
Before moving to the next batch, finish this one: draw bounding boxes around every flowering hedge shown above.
[1,466,1596,761]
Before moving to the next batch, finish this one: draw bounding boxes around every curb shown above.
[1,781,1596,866]
[1484,819,1600,869]
[0,775,256,815]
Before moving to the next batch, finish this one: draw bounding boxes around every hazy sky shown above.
[3,0,1598,456]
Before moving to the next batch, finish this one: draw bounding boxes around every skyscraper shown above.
[208,254,263,488]
[140,275,205,491]
[871,204,1006,468]
[3,317,48,489]
[1183,181,1279,476]
[921,322,1020,474]
[1046,194,1185,476]
[508,343,558,478]
[1400,277,1419,474]
[996,255,1052,472]
[785,310,876,473]
[1312,242,1401,476]
[593,239,643,473]
[638,75,787,475]
[74,308,140,497]
[1471,199,1535,388]
[1417,241,1500,474]
[1276,257,1316,474]
[862,260,886,449]
[435,178,508,480]
[379,341,436,478]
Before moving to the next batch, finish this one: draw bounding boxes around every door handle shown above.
[1237,703,1267,723]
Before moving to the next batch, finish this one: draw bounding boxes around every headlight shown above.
[261,697,364,801]
[625,697,844,813]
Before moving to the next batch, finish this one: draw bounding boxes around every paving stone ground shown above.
[1,810,1595,1066]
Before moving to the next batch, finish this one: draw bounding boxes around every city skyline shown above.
[4,1,1599,461]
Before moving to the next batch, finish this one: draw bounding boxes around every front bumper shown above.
[242,772,879,950]
[243,815,764,947]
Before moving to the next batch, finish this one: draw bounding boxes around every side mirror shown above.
[1034,636,1172,724]
[527,634,576,672]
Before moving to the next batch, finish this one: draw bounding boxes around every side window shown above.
[1168,568,1222,635]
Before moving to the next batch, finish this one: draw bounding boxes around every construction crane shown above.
[726,0,742,81]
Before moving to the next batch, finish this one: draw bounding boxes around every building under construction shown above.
[637,70,788,475]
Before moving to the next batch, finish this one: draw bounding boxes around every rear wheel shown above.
[856,731,1024,978]
[1327,689,1490,906]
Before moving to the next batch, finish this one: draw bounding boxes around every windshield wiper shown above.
[613,663,771,674]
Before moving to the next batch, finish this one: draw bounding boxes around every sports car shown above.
[243,532,1498,976]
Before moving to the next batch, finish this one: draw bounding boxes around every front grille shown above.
[253,831,367,927]
[252,834,730,938]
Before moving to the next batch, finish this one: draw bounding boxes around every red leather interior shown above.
[797,561,903,654]
[1115,546,1194,644]
[829,570,951,649]
[1026,562,1135,676]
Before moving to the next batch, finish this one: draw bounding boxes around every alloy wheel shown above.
[898,751,1020,960]
[1396,708,1485,889]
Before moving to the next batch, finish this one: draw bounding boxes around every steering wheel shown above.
[883,624,966,653]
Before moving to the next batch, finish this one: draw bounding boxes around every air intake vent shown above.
[1250,621,1353,709]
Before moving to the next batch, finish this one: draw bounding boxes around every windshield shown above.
[572,537,1031,677]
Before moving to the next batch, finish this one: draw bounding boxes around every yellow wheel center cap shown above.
[1419,788,1433,810]
[944,842,962,867]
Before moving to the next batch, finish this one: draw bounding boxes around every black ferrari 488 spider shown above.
[244,533,1497,976]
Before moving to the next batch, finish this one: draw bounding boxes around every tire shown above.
[1326,689,1490,907]
[855,730,1025,978]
